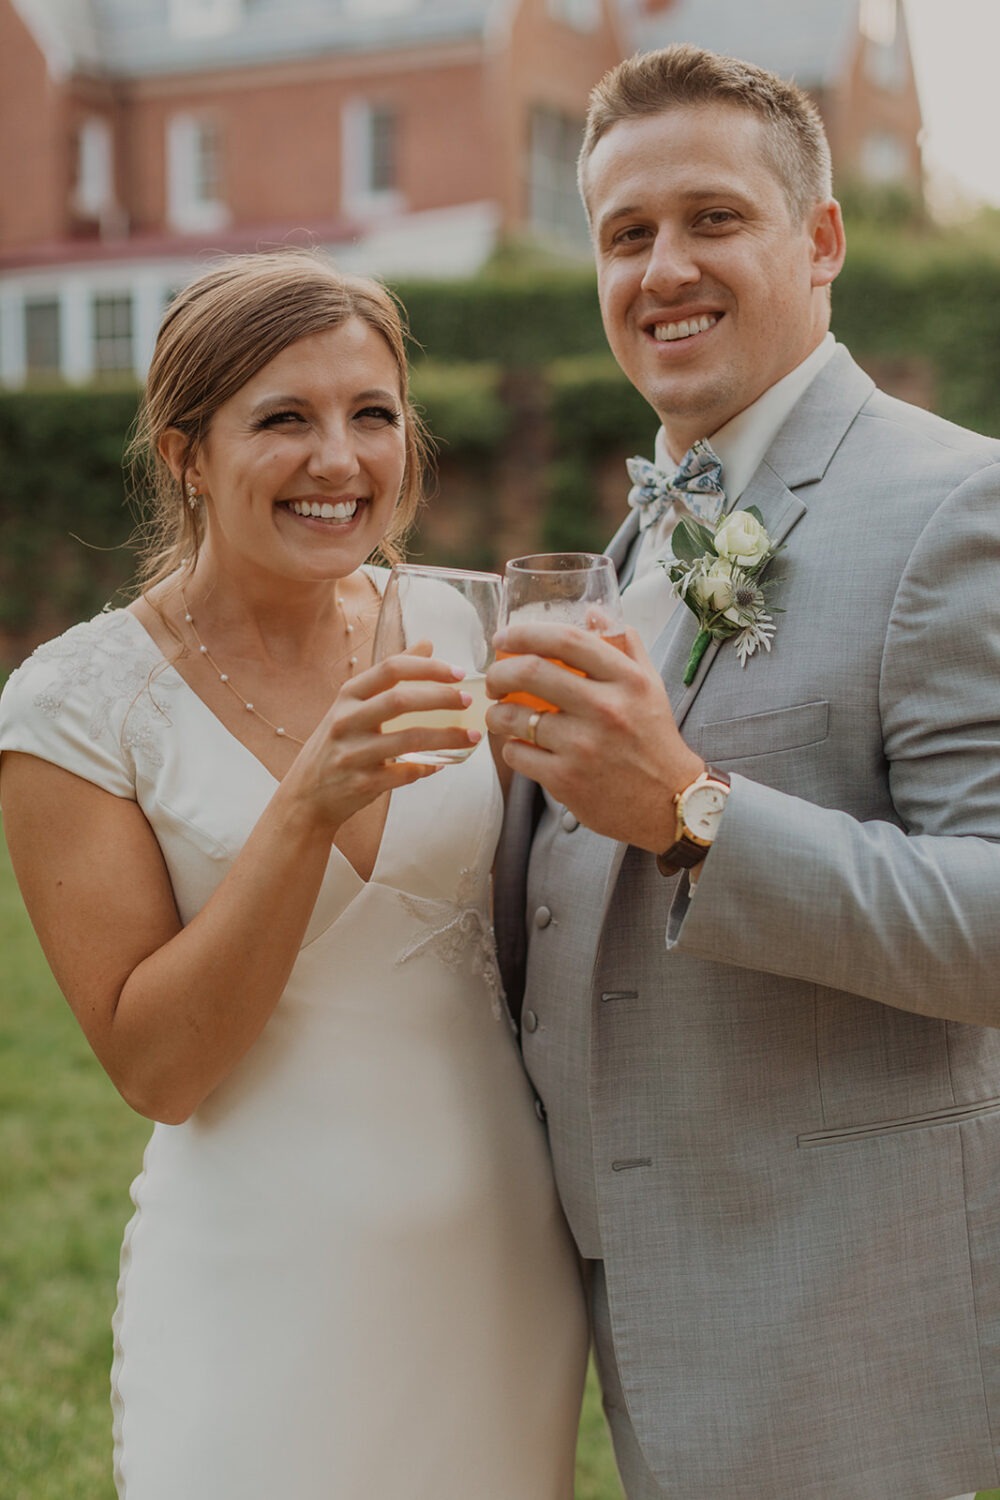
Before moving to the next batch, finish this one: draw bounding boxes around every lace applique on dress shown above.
[397,867,511,1027]
[25,611,171,770]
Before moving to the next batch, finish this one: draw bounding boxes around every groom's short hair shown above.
[578,43,833,223]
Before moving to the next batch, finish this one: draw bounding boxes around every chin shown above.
[649,375,740,433]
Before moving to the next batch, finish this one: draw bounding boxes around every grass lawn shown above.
[0,831,623,1498]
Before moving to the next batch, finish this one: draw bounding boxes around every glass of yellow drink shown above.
[373,563,503,765]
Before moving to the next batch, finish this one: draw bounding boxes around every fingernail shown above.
[494,628,508,649]
[449,663,466,680]
[467,730,483,744]
[459,691,472,707]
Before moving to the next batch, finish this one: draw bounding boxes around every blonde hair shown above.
[579,44,833,221]
[129,247,430,592]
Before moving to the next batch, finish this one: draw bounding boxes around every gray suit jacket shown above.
[495,347,1000,1498]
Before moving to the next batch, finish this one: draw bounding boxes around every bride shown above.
[0,249,587,1498]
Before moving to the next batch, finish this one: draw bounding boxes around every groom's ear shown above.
[808,199,847,289]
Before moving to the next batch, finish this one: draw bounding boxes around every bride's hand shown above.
[282,642,476,833]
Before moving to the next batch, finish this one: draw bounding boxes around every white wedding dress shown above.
[0,585,588,1499]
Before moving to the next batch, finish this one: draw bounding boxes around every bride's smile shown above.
[175,318,407,591]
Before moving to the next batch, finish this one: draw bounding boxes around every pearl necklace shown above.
[179,584,372,748]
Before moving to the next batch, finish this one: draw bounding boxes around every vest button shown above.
[561,810,579,832]
[533,905,552,929]
[522,1008,538,1033]
[535,1097,548,1123]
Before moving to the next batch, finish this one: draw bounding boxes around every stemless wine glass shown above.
[498,552,625,712]
[372,563,503,765]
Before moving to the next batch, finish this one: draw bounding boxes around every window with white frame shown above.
[74,117,115,219]
[166,114,228,232]
[24,300,62,379]
[860,130,908,184]
[92,295,134,377]
[169,0,242,37]
[341,101,401,214]
[527,107,590,247]
[546,0,601,30]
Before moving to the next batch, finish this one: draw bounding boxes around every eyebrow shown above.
[595,204,641,235]
[249,386,400,416]
[250,394,308,414]
[353,387,400,404]
[596,183,755,235]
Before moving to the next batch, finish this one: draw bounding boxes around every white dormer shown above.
[860,0,906,89]
[168,0,243,39]
[342,0,417,14]
[547,0,601,30]
[859,0,897,49]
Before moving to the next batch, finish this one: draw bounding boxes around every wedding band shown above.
[526,711,542,748]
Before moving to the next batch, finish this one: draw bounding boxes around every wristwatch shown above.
[656,767,731,878]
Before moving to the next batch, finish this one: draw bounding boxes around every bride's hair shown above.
[127,246,431,593]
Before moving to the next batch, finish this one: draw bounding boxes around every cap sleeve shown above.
[0,612,165,801]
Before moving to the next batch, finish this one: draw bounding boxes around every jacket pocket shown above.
[698,699,829,763]
[798,1095,1000,1147]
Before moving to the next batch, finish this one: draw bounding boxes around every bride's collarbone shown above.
[182,647,391,876]
[180,654,332,759]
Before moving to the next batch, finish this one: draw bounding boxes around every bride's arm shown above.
[0,653,474,1125]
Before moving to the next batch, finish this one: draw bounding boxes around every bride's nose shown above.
[306,423,361,484]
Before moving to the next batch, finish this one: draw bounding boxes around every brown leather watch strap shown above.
[655,766,731,879]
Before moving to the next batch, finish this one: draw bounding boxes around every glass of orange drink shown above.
[498,552,625,713]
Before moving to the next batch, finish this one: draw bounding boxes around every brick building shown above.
[0,0,626,385]
[0,0,922,388]
[635,0,924,198]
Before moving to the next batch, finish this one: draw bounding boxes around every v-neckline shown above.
[120,589,395,889]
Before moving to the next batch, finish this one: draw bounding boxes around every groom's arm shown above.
[667,465,1000,1028]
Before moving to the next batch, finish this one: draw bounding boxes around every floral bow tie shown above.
[625,439,726,531]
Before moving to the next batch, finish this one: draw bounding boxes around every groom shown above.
[487,43,1000,1500]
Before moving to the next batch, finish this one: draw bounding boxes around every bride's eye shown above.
[355,405,401,428]
[254,409,304,429]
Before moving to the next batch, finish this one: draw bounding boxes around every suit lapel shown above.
[606,509,641,585]
[576,472,810,924]
[654,346,875,731]
[592,347,876,906]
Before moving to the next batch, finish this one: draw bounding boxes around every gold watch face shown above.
[681,783,728,842]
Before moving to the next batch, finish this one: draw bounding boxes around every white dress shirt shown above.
[622,334,838,647]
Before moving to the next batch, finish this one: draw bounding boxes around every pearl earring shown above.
[186,482,201,511]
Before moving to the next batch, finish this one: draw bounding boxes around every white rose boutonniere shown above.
[688,558,737,612]
[713,510,771,566]
[663,506,783,685]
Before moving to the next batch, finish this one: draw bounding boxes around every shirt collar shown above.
[654,333,837,504]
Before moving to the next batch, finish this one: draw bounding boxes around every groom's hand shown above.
[485,622,704,850]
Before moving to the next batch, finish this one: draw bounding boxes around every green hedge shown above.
[398,235,1000,439]
[542,355,653,552]
[396,269,606,368]
[0,390,139,647]
[831,234,1000,434]
[3,237,1000,660]
[411,359,511,453]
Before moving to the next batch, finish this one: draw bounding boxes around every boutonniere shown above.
[662,507,783,685]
